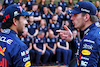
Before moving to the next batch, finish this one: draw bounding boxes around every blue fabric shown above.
[0,29,31,67]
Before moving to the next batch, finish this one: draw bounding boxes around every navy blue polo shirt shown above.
[32,10,41,27]
[39,26,48,35]
[58,39,67,47]
[58,1,67,12]
[3,0,14,8]
[46,37,57,48]
[48,3,57,13]
[20,35,32,48]
[34,38,45,50]
[39,4,47,14]
[57,13,64,27]
[26,0,36,11]
[49,22,60,35]
[26,22,37,35]
[64,13,71,20]
[41,13,52,26]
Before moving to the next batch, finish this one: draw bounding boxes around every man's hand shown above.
[52,49,56,54]
[42,50,45,55]
[56,25,73,42]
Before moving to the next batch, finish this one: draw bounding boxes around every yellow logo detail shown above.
[25,61,31,67]
[82,50,91,55]
[0,46,6,56]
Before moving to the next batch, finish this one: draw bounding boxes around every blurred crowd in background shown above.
[0,0,100,66]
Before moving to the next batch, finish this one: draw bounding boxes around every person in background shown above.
[55,6,65,28]
[3,0,14,8]
[95,1,100,12]
[46,29,61,65]
[72,29,80,45]
[49,15,60,38]
[26,0,36,11]
[68,0,74,9]
[38,0,46,14]
[57,37,72,66]
[72,29,80,59]
[57,1,100,67]
[0,2,4,32]
[17,0,23,5]
[46,29,57,64]
[39,19,48,38]
[97,9,100,23]
[58,0,67,12]
[48,0,57,15]
[26,15,38,39]
[33,31,50,66]
[20,2,26,10]
[32,3,41,27]
[41,5,52,26]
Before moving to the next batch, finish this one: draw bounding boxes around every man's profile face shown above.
[17,16,28,33]
[71,13,85,30]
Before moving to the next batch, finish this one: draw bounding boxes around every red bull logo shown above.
[0,46,6,56]
[0,58,7,67]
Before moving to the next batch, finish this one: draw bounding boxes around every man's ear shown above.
[84,14,90,22]
[13,18,18,26]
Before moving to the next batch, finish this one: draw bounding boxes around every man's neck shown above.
[10,25,18,34]
[82,21,93,31]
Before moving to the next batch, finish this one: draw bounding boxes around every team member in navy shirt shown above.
[57,38,72,66]
[17,0,24,5]
[41,5,52,26]
[39,19,48,37]
[56,6,65,27]
[26,15,38,39]
[26,0,36,11]
[32,3,41,27]
[46,29,61,65]
[58,0,67,12]
[49,15,60,38]
[48,0,57,14]
[3,0,14,8]
[38,0,46,14]
[33,31,50,66]
[0,4,31,67]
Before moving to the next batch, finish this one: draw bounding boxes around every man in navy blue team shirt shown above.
[33,31,50,66]
[58,0,67,12]
[32,3,41,27]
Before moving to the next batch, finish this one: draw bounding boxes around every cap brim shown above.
[66,9,81,14]
[20,11,32,16]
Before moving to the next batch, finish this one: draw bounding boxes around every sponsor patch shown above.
[83,44,93,50]
[24,61,31,67]
[81,61,88,67]
[82,50,91,55]
[21,49,29,56]
[0,46,6,56]
[84,39,94,44]
[81,56,89,60]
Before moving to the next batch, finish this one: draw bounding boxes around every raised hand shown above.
[56,25,73,42]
